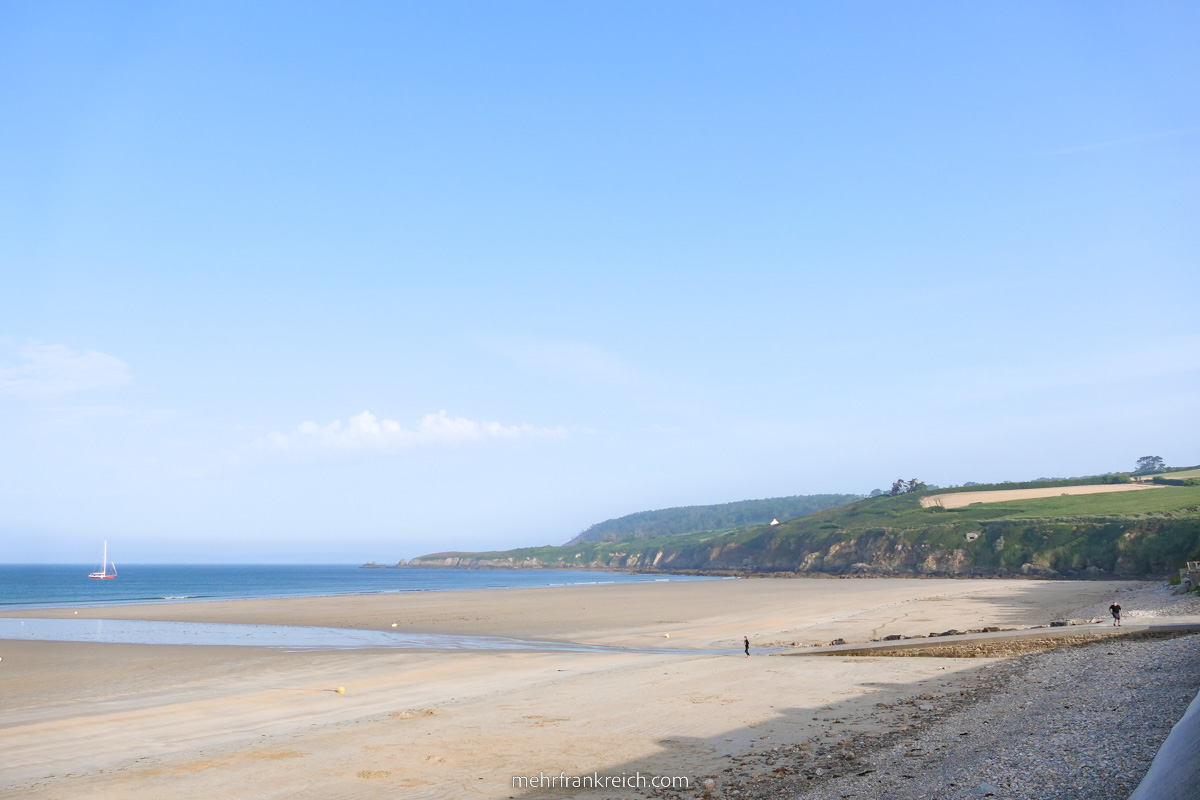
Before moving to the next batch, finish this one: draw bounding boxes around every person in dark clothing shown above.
[1110,602,1122,627]
[744,636,750,657]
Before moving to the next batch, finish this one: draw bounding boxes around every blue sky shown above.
[2,2,1198,562]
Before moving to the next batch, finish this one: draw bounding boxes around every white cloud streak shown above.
[0,343,131,398]
[259,410,567,454]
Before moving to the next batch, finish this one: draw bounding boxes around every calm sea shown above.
[0,564,719,609]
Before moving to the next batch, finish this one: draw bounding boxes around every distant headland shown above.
[365,462,1200,579]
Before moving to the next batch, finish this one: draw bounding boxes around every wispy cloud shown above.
[480,335,635,386]
[257,410,567,454]
[0,343,131,398]
[1041,126,1200,156]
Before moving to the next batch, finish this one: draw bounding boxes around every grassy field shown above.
[965,484,1200,518]
[1158,467,1200,480]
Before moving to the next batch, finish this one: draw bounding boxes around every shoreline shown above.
[0,568,1144,617]
[0,577,1137,644]
[0,565,724,614]
[0,577,1176,799]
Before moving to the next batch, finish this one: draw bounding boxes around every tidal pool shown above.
[0,617,742,654]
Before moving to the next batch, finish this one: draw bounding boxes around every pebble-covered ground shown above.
[669,582,1200,800]
[794,632,1200,800]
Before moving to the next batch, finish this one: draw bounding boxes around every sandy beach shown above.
[0,578,1157,799]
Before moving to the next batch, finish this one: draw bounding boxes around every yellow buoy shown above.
[336,687,346,694]
[391,623,397,628]
[664,633,670,638]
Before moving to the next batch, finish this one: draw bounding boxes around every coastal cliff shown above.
[393,476,1200,578]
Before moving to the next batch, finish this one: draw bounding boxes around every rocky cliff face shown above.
[404,516,1200,577]
[405,536,975,574]
[407,555,554,569]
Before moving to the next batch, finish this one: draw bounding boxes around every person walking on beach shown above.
[744,636,750,657]
[1110,602,1122,627]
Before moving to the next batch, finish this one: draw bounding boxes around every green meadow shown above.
[957,485,1200,518]
[1156,467,1200,480]
[414,473,1200,577]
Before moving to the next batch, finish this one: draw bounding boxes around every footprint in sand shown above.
[390,708,444,719]
[523,714,570,726]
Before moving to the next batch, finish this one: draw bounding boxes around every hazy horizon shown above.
[3,2,1197,563]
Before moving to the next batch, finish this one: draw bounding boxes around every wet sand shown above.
[0,578,1135,799]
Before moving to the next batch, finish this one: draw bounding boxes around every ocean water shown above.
[0,564,720,609]
[0,617,742,653]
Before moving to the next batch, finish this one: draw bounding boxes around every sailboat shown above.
[88,540,117,580]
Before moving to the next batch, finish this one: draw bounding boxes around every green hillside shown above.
[1163,468,1200,480]
[564,493,862,545]
[410,476,1200,577]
